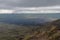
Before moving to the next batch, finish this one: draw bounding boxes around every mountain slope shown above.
[0,19,60,40]
[23,19,60,40]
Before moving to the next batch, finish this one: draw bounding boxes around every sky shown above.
[0,0,60,13]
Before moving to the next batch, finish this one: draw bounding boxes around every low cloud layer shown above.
[1,6,60,13]
[13,6,60,13]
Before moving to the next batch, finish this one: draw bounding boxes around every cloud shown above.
[0,9,14,13]
[0,0,23,9]
[13,6,60,13]
[0,6,60,13]
[0,0,60,9]
[0,0,60,13]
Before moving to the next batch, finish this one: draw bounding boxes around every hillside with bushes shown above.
[0,19,60,40]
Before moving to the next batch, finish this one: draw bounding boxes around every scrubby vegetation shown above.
[0,19,60,40]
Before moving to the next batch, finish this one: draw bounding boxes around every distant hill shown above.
[0,14,59,25]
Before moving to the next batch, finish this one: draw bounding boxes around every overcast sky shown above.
[0,0,60,9]
[0,0,60,13]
